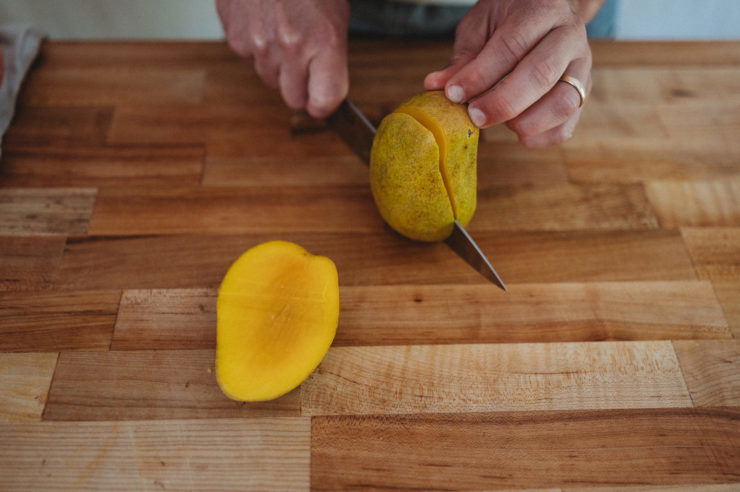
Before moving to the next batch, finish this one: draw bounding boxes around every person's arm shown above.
[425,0,606,148]
[216,0,349,118]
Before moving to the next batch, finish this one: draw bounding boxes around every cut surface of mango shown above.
[216,240,339,401]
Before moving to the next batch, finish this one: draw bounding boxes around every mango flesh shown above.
[216,240,339,401]
[370,90,479,242]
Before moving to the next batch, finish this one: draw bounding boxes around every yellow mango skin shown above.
[370,90,478,241]
[396,91,478,226]
[216,240,339,402]
[370,112,455,242]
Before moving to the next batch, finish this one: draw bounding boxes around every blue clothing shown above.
[349,0,618,38]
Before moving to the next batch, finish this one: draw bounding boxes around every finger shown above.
[424,6,489,91]
[306,47,348,119]
[520,107,582,148]
[443,11,559,103]
[506,57,591,139]
[254,54,280,89]
[467,24,586,128]
[278,58,309,110]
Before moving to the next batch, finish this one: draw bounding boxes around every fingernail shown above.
[446,85,464,103]
[468,107,486,127]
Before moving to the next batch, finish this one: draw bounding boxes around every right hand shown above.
[216,0,350,118]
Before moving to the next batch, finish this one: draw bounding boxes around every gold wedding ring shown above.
[559,74,587,108]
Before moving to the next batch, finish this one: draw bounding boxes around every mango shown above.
[370,90,479,241]
[216,240,339,401]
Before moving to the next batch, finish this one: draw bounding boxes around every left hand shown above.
[424,0,592,147]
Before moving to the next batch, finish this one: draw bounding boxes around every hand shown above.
[216,0,350,118]
[425,0,596,147]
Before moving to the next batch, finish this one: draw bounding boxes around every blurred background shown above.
[1,0,739,40]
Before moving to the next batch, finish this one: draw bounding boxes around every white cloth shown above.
[0,24,45,153]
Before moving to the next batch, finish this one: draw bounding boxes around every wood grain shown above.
[645,179,740,228]
[477,142,569,186]
[20,67,205,106]
[0,236,66,291]
[111,289,214,350]
[87,182,659,235]
[674,340,739,407]
[111,282,730,350]
[54,230,696,291]
[106,104,289,145]
[0,144,204,187]
[301,341,692,416]
[0,417,309,491]
[474,183,658,231]
[590,41,740,66]
[43,350,299,421]
[311,408,740,490]
[87,185,383,235]
[1,106,113,146]
[0,353,57,422]
[681,228,740,280]
[0,188,96,236]
[0,291,120,352]
[712,281,740,338]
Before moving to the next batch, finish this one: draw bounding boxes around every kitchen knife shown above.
[327,99,507,291]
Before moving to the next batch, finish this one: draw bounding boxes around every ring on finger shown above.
[558,74,587,108]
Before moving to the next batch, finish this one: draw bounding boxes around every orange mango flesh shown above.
[216,240,339,401]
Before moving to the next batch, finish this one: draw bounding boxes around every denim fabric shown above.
[349,0,619,38]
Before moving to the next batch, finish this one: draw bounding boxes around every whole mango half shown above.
[370,90,479,242]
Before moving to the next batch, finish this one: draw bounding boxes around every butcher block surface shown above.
[1,40,739,490]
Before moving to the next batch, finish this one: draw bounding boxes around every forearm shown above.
[570,0,606,23]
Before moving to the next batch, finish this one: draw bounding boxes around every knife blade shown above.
[327,99,506,291]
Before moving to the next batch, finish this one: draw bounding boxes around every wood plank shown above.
[0,291,120,352]
[645,179,740,228]
[87,185,382,235]
[0,144,204,187]
[43,350,299,421]
[311,408,740,490]
[0,188,96,235]
[681,228,740,280]
[674,340,739,407]
[0,353,57,422]
[590,67,740,104]
[0,417,309,491]
[566,485,740,492]
[477,142,569,186]
[2,106,113,146]
[475,183,658,231]
[301,341,692,416]
[712,281,740,338]
[106,104,289,145]
[204,65,283,105]
[111,289,214,350]
[55,230,697,291]
[111,282,730,350]
[565,141,740,184]
[203,135,367,187]
[0,236,66,291]
[87,183,657,235]
[19,67,205,106]
[590,41,740,66]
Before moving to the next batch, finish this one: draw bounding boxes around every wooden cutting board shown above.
[0,39,738,491]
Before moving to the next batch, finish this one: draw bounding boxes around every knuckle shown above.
[226,37,252,59]
[459,65,486,89]
[499,31,529,63]
[508,118,535,138]
[486,94,518,122]
[553,89,580,118]
[531,58,560,88]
